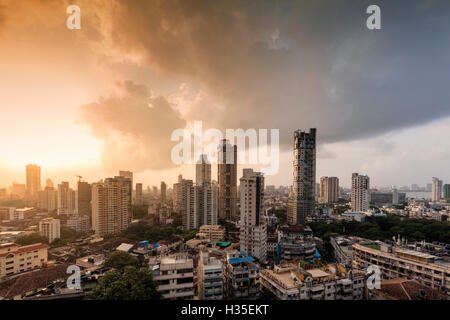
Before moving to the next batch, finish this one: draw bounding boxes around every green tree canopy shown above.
[91,266,161,300]
[104,251,140,272]
[15,232,49,246]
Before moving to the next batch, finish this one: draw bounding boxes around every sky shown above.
[0,0,450,189]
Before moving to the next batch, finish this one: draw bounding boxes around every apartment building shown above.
[39,218,61,243]
[224,251,260,300]
[260,263,365,300]
[198,225,226,242]
[351,173,370,212]
[149,254,195,300]
[330,236,367,266]
[0,243,49,278]
[197,251,224,300]
[66,215,90,233]
[353,241,450,297]
[277,225,316,263]
[319,177,339,204]
[218,140,237,220]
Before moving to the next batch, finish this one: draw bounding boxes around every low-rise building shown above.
[39,218,60,243]
[277,225,315,263]
[149,254,195,300]
[66,215,90,233]
[197,251,224,300]
[0,243,49,278]
[224,251,260,300]
[260,263,365,300]
[198,225,226,242]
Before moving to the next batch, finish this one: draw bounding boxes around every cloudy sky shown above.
[1,0,449,189]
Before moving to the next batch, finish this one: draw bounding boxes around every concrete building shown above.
[197,181,218,227]
[173,175,184,214]
[57,182,76,215]
[77,181,91,219]
[135,183,143,206]
[26,164,41,199]
[91,176,132,236]
[260,263,365,300]
[198,225,226,242]
[37,187,57,212]
[180,179,197,230]
[319,177,339,204]
[160,181,167,204]
[224,251,260,300]
[370,190,406,206]
[444,184,450,200]
[288,129,316,225]
[0,243,49,278]
[277,225,316,263]
[149,254,195,300]
[196,154,211,185]
[330,236,366,266]
[239,169,267,263]
[432,177,443,202]
[197,251,224,300]
[351,173,370,212]
[218,140,237,220]
[66,215,90,233]
[353,241,450,298]
[39,218,60,243]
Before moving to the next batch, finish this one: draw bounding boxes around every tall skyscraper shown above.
[173,175,183,214]
[196,154,211,185]
[26,164,41,200]
[118,171,133,221]
[77,181,92,219]
[91,176,132,235]
[180,179,197,230]
[443,184,450,199]
[239,169,267,262]
[218,140,237,220]
[57,182,76,215]
[319,176,339,204]
[351,173,370,212]
[135,183,143,206]
[287,129,316,225]
[432,177,443,202]
[37,186,57,212]
[197,181,218,227]
[160,181,167,204]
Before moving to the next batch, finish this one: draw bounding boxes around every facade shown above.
[135,183,143,206]
[91,176,132,235]
[239,169,267,263]
[196,154,212,185]
[432,177,443,202]
[173,175,184,214]
[149,254,195,300]
[353,242,450,297]
[218,140,237,220]
[39,218,60,243]
[180,179,198,230]
[288,129,316,225]
[224,251,260,300]
[77,181,91,219]
[277,225,316,263]
[57,182,76,215]
[370,191,406,206]
[161,181,167,204]
[197,182,218,226]
[351,173,370,212]
[37,187,57,212]
[198,225,226,242]
[0,243,48,278]
[197,251,224,300]
[66,215,90,233]
[260,263,365,300]
[26,164,41,198]
[444,184,450,199]
[330,236,366,266]
[319,176,339,204]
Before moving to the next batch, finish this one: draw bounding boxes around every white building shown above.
[57,182,76,215]
[197,251,224,300]
[432,177,443,202]
[351,173,370,212]
[239,169,267,263]
[39,218,61,243]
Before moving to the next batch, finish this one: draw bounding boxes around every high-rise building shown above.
[45,179,54,188]
[26,164,41,205]
[160,181,167,204]
[173,175,184,214]
[57,182,76,215]
[196,154,211,185]
[180,179,198,230]
[288,129,316,225]
[351,173,370,212]
[197,181,218,226]
[319,176,339,204]
[444,184,450,199]
[77,181,92,219]
[91,176,132,235]
[37,187,57,212]
[135,183,143,206]
[39,218,60,243]
[239,169,267,263]
[432,177,443,202]
[218,140,237,220]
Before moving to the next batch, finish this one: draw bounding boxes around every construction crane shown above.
[76,175,82,182]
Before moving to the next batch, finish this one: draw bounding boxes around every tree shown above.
[15,232,49,246]
[90,266,161,300]
[104,251,140,272]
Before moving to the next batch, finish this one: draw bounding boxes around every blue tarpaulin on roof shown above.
[315,248,322,259]
[229,256,255,264]
[153,243,159,248]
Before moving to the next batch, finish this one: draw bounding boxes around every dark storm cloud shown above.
[98,0,450,149]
